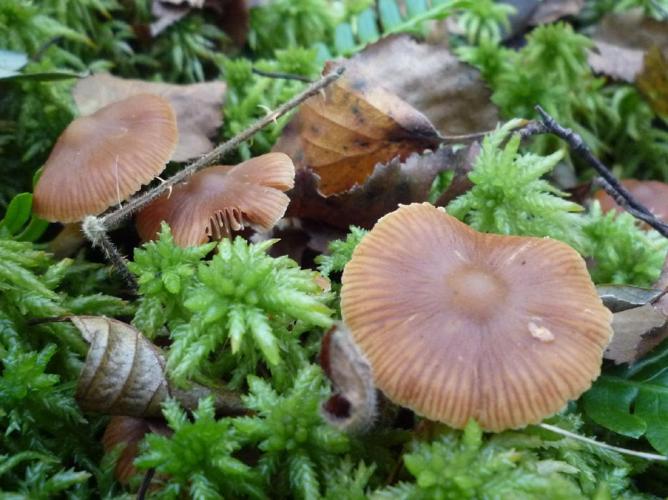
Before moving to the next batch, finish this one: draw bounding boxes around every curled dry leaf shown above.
[102,416,170,484]
[74,73,226,162]
[71,316,243,416]
[588,41,645,83]
[320,323,377,433]
[288,144,478,229]
[274,60,441,196]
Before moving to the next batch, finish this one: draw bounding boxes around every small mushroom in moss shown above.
[341,202,612,431]
[594,179,668,223]
[136,153,295,247]
[33,94,178,223]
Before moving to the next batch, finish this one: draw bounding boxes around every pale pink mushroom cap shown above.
[341,203,612,431]
[33,94,178,222]
[136,153,295,247]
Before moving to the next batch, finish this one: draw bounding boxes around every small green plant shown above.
[446,120,585,250]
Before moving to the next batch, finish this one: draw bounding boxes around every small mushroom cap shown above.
[595,179,668,223]
[136,152,295,247]
[341,203,612,431]
[33,94,178,223]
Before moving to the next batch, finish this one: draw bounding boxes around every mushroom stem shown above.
[538,423,667,462]
[531,105,668,238]
[82,216,138,291]
[99,67,345,232]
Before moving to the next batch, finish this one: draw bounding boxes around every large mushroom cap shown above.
[341,203,612,431]
[136,152,295,247]
[33,94,178,223]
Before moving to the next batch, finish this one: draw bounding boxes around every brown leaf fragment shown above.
[74,73,226,162]
[588,41,645,82]
[275,61,441,196]
[71,316,243,416]
[288,145,473,229]
[638,46,668,118]
[604,304,668,364]
[102,416,170,484]
[594,11,668,50]
[320,323,377,433]
[528,0,584,25]
[344,35,499,136]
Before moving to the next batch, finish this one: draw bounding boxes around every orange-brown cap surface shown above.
[341,203,612,431]
[136,152,295,247]
[595,179,668,223]
[33,94,178,222]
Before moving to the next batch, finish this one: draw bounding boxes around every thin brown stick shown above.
[99,66,344,231]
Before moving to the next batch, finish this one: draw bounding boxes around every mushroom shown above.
[135,152,295,247]
[33,94,178,223]
[340,202,612,431]
[594,179,668,223]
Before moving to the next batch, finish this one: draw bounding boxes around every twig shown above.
[98,66,344,231]
[251,67,313,83]
[136,467,155,500]
[539,423,667,462]
[533,106,668,239]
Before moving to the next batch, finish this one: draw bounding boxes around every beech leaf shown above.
[73,73,226,162]
[71,316,243,417]
[274,61,441,196]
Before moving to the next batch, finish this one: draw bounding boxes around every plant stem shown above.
[251,67,313,82]
[539,423,667,462]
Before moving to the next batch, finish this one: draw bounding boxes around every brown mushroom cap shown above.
[136,152,295,247]
[33,94,178,223]
[341,203,612,431]
[595,179,668,223]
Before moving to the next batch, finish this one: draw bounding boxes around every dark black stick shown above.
[533,106,668,239]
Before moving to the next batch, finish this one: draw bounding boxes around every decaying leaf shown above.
[588,41,645,83]
[605,304,667,364]
[274,61,441,196]
[588,11,668,83]
[638,46,668,118]
[343,35,499,136]
[150,1,190,37]
[102,416,170,484]
[288,145,476,229]
[528,0,584,25]
[71,316,243,416]
[599,284,668,365]
[320,323,377,433]
[73,73,226,162]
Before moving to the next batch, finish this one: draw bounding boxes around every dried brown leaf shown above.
[71,316,243,416]
[287,145,477,229]
[588,41,645,82]
[73,73,226,162]
[274,61,441,196]
[528,0,584,25]
[344,35,499,136]
[605,304,667,364]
